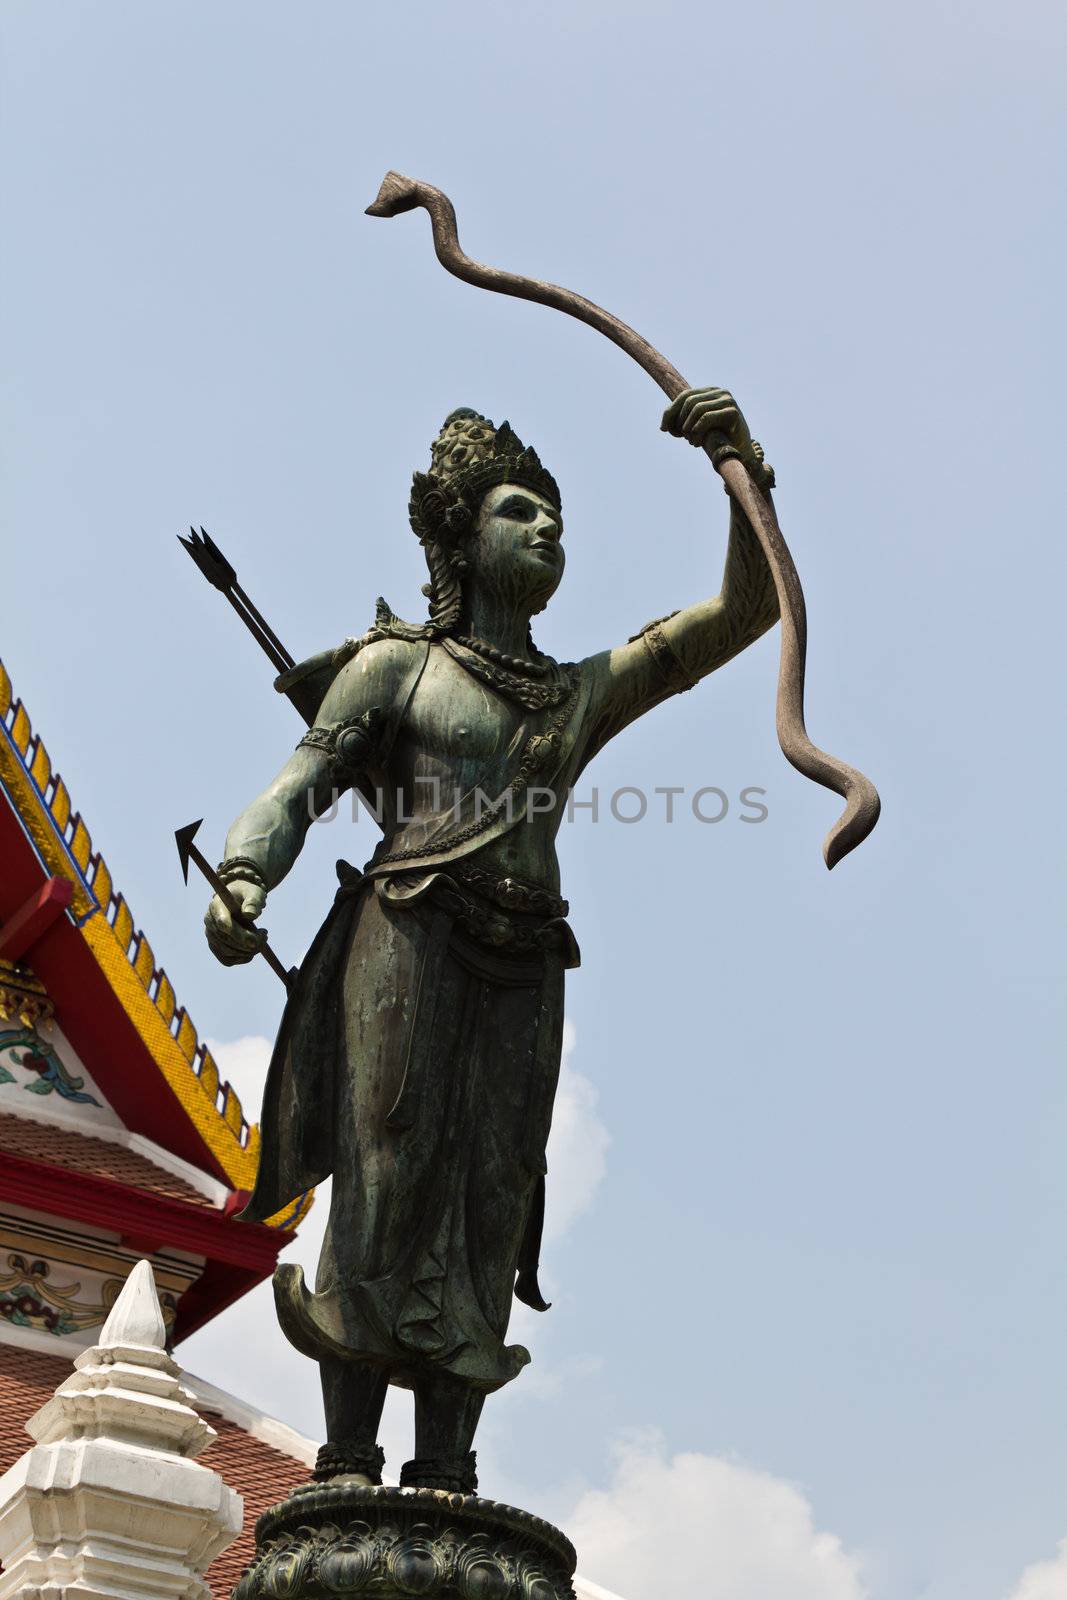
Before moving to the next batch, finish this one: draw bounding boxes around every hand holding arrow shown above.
[366,171,880,870]
[175,820,297,992]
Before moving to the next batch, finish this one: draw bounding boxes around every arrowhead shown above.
[174,819,203,884]
[177,526,237,592]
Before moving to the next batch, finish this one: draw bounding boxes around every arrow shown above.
[178,527,296,676]
[174,820,296,992]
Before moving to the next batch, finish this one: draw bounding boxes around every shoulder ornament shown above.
[327,598,437,676]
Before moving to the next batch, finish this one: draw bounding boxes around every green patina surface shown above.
[207,389,778,1496]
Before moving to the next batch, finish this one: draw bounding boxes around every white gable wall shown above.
[0,1019,229,1206]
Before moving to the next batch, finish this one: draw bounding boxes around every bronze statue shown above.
[195,179,879,1586]
[205,384,780,1493]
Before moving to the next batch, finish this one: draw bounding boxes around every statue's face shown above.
[469,483,565,612]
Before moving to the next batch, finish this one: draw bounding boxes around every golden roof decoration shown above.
[0,656,310,1231]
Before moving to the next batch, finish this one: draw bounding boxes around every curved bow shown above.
[367,171,880,869]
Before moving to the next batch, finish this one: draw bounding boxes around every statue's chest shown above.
[400,653,527,770]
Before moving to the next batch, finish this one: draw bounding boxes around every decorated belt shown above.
[376,868,578,968]
[449,861,568,920]
[432,883,569,960]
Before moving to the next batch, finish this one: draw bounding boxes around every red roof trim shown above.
[0,1153,293,1341]
[0,877,72,962]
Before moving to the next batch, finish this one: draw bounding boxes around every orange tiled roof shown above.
[0,1343,313,1596]
[197,1409,314,1593]
[0,1111,213,1208]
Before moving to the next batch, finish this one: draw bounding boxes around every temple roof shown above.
[0,652,313,1340]
[0,655,309,1232]
[0,1342,312,1598]
[0,1111,212,1207]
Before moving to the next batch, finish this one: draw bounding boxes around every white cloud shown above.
[544,1020,610,1245]
[565,1432,867,1600]
[204,1033,273,1122]
[1005,1541,1067,1600]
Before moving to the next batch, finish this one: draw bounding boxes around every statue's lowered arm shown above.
[366,171,880,870]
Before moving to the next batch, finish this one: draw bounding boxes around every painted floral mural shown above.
[0,1254,177,1338]
[0,1027,100,1106]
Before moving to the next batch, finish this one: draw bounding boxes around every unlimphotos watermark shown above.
[307,781,769,827]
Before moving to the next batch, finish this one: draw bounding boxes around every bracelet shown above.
[710,440,776,491]
[216,856,267,892]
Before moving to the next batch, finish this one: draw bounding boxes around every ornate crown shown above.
[428,409,500,484]
[409,409,562,629]
[411,410,560,541]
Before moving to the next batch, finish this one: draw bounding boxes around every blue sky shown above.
[2,3,1065,1597]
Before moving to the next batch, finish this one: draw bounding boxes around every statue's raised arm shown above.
[579,384,781,763]
[366,169,880,868]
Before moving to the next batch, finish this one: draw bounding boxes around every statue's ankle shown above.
[399,1451,478,1495]
[313,1439,385,1484]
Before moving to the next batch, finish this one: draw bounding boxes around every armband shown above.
[297,708,386,783]
[629,615,699,696]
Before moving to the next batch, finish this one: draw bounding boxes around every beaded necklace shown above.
[451,633,550,678]
[442,637,571,711]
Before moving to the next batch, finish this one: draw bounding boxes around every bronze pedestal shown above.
[233,1482,577,1600]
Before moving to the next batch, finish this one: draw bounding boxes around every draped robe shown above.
[242,642,593,1394]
